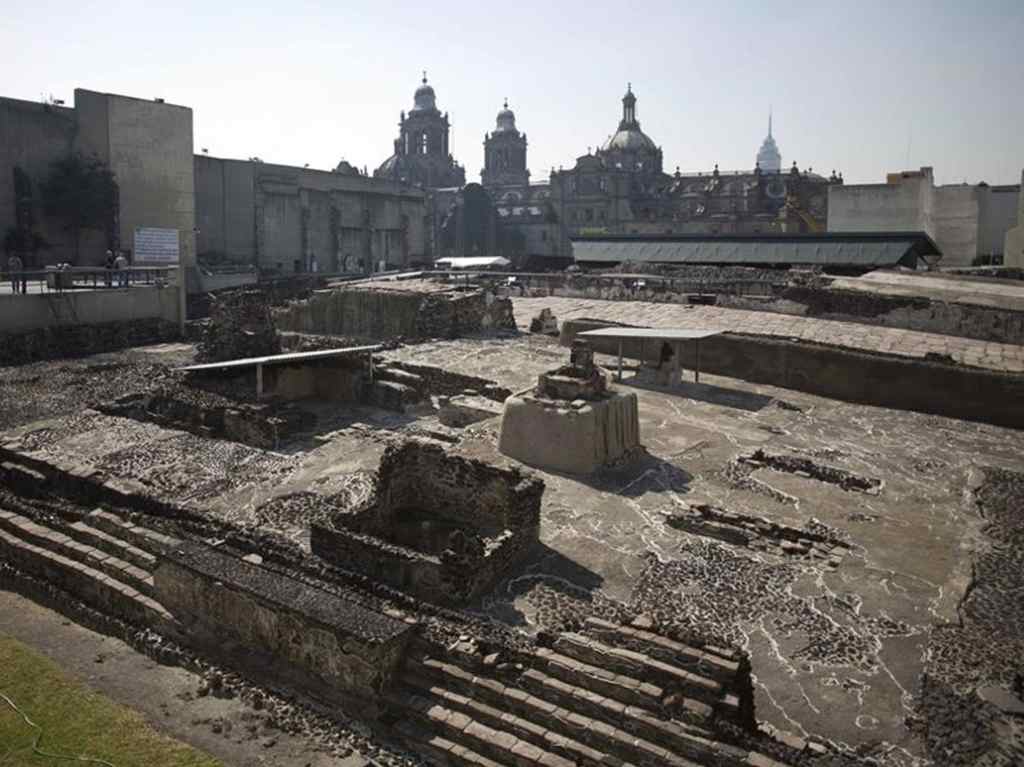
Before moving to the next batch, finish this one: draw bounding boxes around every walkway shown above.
[512,296,1024,373]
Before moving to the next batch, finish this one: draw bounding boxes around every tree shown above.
[40,152,118,264]
[3,226,49,257]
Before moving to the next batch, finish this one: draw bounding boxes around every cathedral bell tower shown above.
[375,72,465,189]
[481,99,529,191]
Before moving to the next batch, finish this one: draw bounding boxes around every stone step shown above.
[0,511,154,597]
[397,691,581,767]
[553,631,732,712]
[409,656,745,767]
[86,509,181,555]
[583,617,741,686]
[376,366,427,392]
[66,519,157,571]
[393,720,504,767]
[399,680,608,767]
[403,672,717,767]
[533,646,665,711]
[0,522,173,631]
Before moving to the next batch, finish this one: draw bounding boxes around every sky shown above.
[2,0,1022,186]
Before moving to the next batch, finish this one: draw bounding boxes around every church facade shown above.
[372,76,843,267]
[545,87,841,243]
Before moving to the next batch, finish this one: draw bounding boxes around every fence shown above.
[1,266,178,296]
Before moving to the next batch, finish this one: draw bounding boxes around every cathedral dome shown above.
[602,127,657,153]
[412,73,437,112]
[599,84,659,159]
[495,99,517,133]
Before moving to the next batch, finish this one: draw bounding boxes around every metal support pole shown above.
[617,339,623,382]
[256,364,264,400]
[695,339,701,384]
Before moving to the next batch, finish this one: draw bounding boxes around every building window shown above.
[598,210,606,222]
[585,208,594,222]
[421,133,428,154]
[541,231,548,242]
[599,177,607,192]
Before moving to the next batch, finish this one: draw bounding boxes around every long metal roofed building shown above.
[571,231,941,272]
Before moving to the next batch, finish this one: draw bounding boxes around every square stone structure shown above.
[499,342,640,474]
[311,440,543,604]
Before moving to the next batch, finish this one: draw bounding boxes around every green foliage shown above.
[39,152,118,263]
[0,635,221,766]
[3,226,50,256]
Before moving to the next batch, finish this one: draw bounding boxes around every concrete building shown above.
[1001,169,1024,268]
[1,89,195,270]
[828,167,1020,267]
[195,156,429,274]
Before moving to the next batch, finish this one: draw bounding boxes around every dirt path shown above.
[0,591,366,767]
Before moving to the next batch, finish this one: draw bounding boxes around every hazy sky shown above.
[3,1,1022,185]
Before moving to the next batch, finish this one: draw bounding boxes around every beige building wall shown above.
[829,167,1020,267]
[1002,170,1024,268]
[0,90,195,269]
[194,155,429,274]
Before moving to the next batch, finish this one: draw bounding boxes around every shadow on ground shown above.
[621,375,785,413]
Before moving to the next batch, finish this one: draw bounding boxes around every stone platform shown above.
[498,391,640,475]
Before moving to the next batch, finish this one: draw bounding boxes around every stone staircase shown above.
[0,505,180,633]
[389,617,795,767]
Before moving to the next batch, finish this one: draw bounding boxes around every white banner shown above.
[134,227,180,263]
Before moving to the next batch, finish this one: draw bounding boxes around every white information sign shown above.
[134,227,180,263]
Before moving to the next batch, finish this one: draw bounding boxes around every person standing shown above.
[114,250,129,287]
[6,253,24,294]
[104,249,114,287]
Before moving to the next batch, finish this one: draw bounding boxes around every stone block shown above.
[438,395,503,428]
[498,391,640,475]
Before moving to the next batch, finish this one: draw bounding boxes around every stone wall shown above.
[0,283,181,335]
[0,316,180,367]
[719,285,1024,346]
[561,318,1024,429]
[312,441,543,604]
[274,281,515,341]
[154,541,412,704]
[380,360,512,403]
[375,441,542,534]
[98,386,316,450]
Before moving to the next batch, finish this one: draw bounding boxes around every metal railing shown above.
[1,266,178,296]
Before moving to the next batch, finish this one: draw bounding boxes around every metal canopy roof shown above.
[580,328,721,340]
[571,232,940,268]
[178,345,381,373]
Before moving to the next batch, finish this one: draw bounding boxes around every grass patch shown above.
[0,635,221,767]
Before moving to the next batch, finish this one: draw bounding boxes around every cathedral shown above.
[374,75,842,266]
[374,74,466,189]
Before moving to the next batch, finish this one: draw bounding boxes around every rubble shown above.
[196,289,280,363]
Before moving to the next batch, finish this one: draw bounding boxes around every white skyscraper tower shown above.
[756,110,782,173]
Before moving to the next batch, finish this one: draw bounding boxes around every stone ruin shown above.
[196,289,280,363]
[498,340,641,474]
[311,440,543,604]
[529,306,559,335]
[273,278,516,341]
